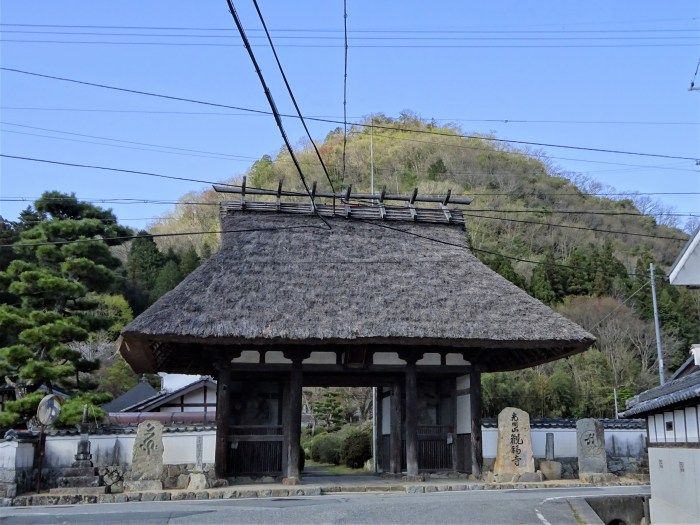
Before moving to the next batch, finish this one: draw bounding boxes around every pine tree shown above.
[0,192,131,430]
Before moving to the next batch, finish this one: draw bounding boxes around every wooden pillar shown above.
[404,360,419,477]
[470,367,483,477]
[389,379,403,474]
[214,365,232,480]
[451,377,459,472]
[284,360,303,483]
[281,377,290,476]
[373,386,383,472]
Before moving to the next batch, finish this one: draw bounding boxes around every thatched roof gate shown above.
[120,189,594,482]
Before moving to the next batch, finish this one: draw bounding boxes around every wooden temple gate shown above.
[210,351,484,481]
[119,183,595,484]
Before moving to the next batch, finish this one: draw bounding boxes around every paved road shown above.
[1,485,649,525]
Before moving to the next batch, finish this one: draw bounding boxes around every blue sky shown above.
[1,1,698,231]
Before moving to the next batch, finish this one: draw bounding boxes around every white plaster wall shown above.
[41,430,216,468]
[649,447,700,524]
[455,374,470,434]
[381,389,390,435]
[482,428,645,459]
[0,441,35,470]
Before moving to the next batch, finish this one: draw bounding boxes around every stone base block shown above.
[187,473,208,491]
[540,461,562,481]
[579,472,617,484]
[56,476,100,488]
[62,467,96,477]
[517,472,543,482]
[282,477,301,486]
[49,486,106,495]
[124,480,163,492]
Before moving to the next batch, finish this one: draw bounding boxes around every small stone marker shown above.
[195,435,203,471]
[576,418,608,477]
[493,407,535,478]
[539,432,562,480]
[125,420,164,491]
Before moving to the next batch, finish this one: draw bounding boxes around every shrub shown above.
[310,433,342,464]
[340,429,372,469]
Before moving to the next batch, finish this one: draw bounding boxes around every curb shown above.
[6,479,649,507]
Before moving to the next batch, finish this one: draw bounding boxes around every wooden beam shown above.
[470,367,483,477]
[284,360,303,483]
[389,379,403,474]
[214,365,232,479]
[281,378,290,476]
[405,360,419,477]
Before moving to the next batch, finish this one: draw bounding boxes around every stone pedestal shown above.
[539,460,562,480]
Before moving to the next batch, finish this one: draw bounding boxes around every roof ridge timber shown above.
[214,179,468,225]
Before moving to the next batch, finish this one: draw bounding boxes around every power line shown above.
[224,0,328,230]
[2,67,696,162]
[1,121,257,161]
[0,154,234,187]
[3,106,697,126]
[250,0,336,195]
[3,39,697,48]
[462,212,688,241]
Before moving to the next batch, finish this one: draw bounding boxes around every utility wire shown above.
[3,39,696,48]
[0,154,235,187]
[2,67,697,162]
[462,212,688,241]
[4,106,697,126]
[0,215,660,280]
[224,1,329,229]
[250,0,336,195]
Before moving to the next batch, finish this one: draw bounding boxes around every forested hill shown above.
[147,113,698,418]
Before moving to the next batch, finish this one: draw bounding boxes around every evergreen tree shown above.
[150,260,183,302]
[179,246,201,276]
[0,192,131,430]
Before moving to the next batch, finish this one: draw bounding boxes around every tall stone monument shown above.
[493,407,536,481]
[125,420,164,491]
[576,418,611,482]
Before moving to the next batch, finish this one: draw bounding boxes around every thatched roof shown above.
[120,207,594,374]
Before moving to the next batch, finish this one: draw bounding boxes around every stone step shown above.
[56,476,100,488]
[49,486,106,495]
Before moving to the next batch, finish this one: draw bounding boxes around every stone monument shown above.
[493,407,539,482]
[125,420,164,491]
[576,418,612,482]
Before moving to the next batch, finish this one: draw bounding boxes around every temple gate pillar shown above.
[214,364,232,479]
[470,367,483,477]
[404,360,419,477]
[389,379,403,474]
[284,359,303,483]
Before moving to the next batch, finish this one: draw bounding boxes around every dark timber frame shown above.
[119,185,595,482]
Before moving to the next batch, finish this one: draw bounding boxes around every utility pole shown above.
[370,118,375,200]
[650,263,665,385]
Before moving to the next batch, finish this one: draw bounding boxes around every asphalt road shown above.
[1,485,649,525]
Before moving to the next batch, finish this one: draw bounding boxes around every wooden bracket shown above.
[240,176,247,210]
[442,189,451,206]
[310,181,317,213]
[409,187,418,205]
[344,185,352,202]
[440,203,453,223]
[276,180,283,211]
